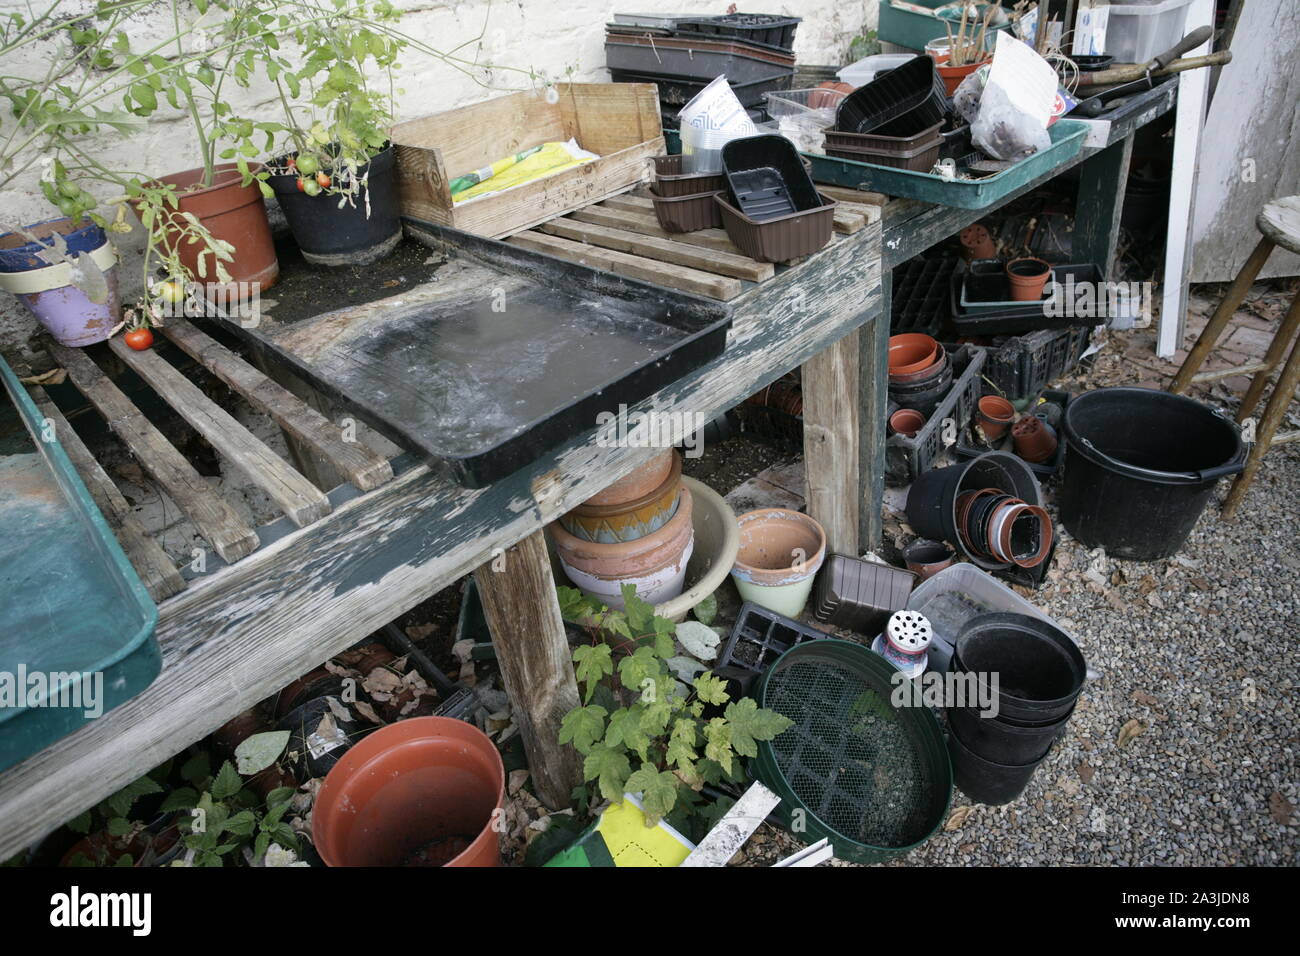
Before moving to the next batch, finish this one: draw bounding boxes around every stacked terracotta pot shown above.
[952,487,1053,569]
[888,332,951,421]
[973,396,1060,465]
[552,449,692,609]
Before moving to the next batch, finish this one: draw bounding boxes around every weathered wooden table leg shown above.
[473,529,582,808]
[1221,329,1300,520]
[802,330,860,555]
[858,276,892,552]
[1074,133,1134,281]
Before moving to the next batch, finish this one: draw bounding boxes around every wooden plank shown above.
[473,531,582,809]
[108,336,331,528]
[537,217,773,282]
[507,231,743,300]
[833,207,867,234]
[0,219,882,860]
[859,274,892,550]
[681,781,782,867]
[569,205,742,253]
[816,185,889,207]
[29,385,185,602]
[160,317,393,492]
[47,341,259,564]
[802,329,860,554]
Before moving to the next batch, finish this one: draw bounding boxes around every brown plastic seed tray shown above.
[714,192,837,262]
[826,136,942,172]
[653,170,728,198]
[812,553,917,636]
[651,188,725,232]
[824,121,944,152]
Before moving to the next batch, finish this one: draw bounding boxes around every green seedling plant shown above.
[558,583,793,827]
[64,761,173,866]
[160,731,299,867]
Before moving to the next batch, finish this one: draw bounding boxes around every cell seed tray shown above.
[718,602,832,677]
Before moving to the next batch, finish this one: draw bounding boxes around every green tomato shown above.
[301,178,321,197]
[295,154,319,176]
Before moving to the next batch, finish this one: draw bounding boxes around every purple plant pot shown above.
[0,218,119,346]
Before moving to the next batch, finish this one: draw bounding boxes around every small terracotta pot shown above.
[889,344,947,385]
[937,58,990,96]
[959,224,996,261]
[903,538,955,581]
[1011,414,1058,463]
[313,717,505,867]
[560,451,682,543]
[888,333,940,376]
[582,449,677,508]
[731,509,827,617]
[1005,257,1052,302]
[889,408,926,437]
[134,163,279,298]
[975,395,1016,440]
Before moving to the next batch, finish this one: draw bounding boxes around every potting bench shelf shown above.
[0,213,884,857]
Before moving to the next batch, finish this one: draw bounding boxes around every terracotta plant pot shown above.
[560,451,683,543]
[1005,257,1052,302]
[937,58,990,96]
[136,163,279,298]
[552,484,695,608]
[889,408,926,437]
[903,538,955,581]
[889,344,947,385]
[313,716,505,867]
[731,508,827,618]
[888,333,940,376]
[975,395,1016,440]
[582,448,677,508]
[1011,414,1058,464]
[959,224,996,261]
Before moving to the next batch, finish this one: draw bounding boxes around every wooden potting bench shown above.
[0,81,1175,858]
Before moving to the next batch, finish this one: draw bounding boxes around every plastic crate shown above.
[953,388,1070,479]
[877,0,1014,53]
[1104,0,1195,65]
[891,255,961,335]
[981,327,1093,401]
[886,344,986,485]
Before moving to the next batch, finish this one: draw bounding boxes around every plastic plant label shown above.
[1071,2,1111,56]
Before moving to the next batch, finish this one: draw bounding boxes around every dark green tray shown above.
[803,119,1089,210]
[0,357,160,772]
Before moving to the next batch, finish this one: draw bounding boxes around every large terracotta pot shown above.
[135,163,278,298]
[313,717,505,867]
[730,508,827,617]
[583,449,678,508]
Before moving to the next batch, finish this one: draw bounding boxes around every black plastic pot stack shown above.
[945,612,1086,804]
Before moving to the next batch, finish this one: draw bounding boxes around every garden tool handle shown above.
[1149,25,1213,72]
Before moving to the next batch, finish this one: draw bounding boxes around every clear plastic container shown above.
[905,563,1076,671]
[836,53,916,89]
[1104,0,1195,64]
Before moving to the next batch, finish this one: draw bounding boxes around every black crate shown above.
[981,327,1093,401]
[673,13,801,50]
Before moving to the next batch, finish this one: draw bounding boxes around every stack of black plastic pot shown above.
[826,56,949,171]
[945,612,1086,804]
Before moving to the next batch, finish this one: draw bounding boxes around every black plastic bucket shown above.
[947,721,1047,805]
[1060,387,1244,560]
[953,612,1085,723]
[268,146,402,267]
[946,702,1074,765]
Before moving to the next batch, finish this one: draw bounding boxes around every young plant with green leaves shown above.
[160,731,300,867]
[64,761,173,866]
[557,584,792,827]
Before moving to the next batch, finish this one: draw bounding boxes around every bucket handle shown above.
[1078,437,1244,485]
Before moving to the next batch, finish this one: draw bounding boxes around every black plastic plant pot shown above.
[1059,387,1245,561]
[721,134,823,222]
[905,451,1041,559]
[952,612,1085,723]
[834,55,947,135]
[946,701,1073,765]
[275,694,373,780]
[946,720,1047,805]
[267,145,402,267]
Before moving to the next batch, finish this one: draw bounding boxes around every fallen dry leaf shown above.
[1268,792,1294,825]
[1077,761,1095,784]
[508,769,529,796]
[1132,689,1159,708]
[1117,718,1146,748]
[944,805,974,831]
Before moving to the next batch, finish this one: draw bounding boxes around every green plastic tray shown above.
[0,357,160,772]
[877,0,1012,53]
[803,119,1089,210]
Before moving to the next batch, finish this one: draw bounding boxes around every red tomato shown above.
[316,171,331,189]
[296,177,308,192]
[124,327,153,351]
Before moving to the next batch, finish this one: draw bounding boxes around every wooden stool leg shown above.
[1237,291,1300,423]
[1222,330,1300,520]
[1169,237,1274,393]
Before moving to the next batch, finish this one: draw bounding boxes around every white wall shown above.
[1,0,877,360]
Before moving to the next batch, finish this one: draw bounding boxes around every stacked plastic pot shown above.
[552,449,692,609]
[945,612,1086,804]
[649,154,725,233]
[826,56,948,171]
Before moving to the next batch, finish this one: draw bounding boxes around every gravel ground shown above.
[730,323,1300,867]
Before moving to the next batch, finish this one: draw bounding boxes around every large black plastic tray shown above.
[605,35,795,85]
[721,134,821,220]
[835,55,947,135]
[673,13,801,50]
[949,261,1103,335]
[208,225,733,487]
[611,68,791,109]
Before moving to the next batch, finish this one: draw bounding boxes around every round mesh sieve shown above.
[759,640,950,855]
